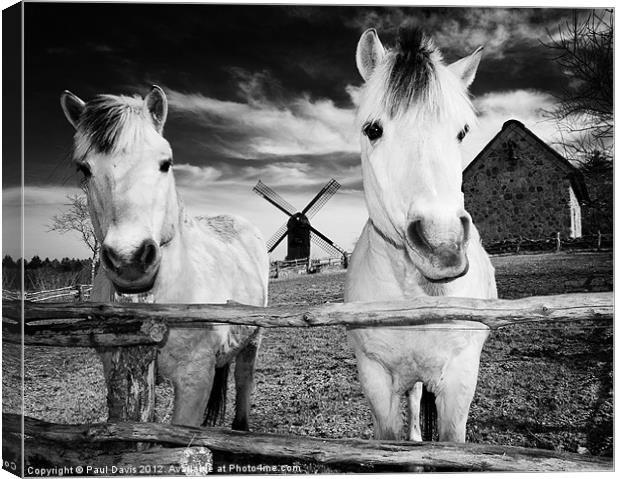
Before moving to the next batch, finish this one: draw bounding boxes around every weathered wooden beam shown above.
[2,318,167,347]
[3,414,612,472]
[3,292,613,332]
[4,436,212,475]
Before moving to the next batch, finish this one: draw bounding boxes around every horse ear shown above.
[60,91,85,130]
[356,28,386,82]
[144,85,168,132]
[448,46,483,87]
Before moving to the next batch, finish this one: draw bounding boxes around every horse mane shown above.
[73,94,152,161]
[385,26,439,118]
[359,24,475,126]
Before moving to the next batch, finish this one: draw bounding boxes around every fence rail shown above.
[269,256,348,278]
[2,292,614,472]
[484,232,613,255]
[2,284,92,302]
[272,257,310,268]
[2,293,613,347]
[2,413,611,472]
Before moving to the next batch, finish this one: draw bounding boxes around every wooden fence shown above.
[270,256,347,278]
[2,284,92,303]
[484,232,612,255]
[2,292,614,473]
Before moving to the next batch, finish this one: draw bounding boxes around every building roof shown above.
[464,119,589,203]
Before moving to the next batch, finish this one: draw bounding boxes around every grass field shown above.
[3,251,613,469]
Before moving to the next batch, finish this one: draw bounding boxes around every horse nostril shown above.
[406,220,431,251]
[137,240,158,269]
[101,245,121,272]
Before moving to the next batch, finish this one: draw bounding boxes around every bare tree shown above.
[48,186,100,284]
[579,149,613,234]
[544,9,613,151]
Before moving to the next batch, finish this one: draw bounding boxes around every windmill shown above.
[253,179,347,261]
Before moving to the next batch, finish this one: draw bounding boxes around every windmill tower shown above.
[253,179,347,261]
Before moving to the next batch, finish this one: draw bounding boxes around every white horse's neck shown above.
[149,201,198,302]
[349,220,434,300]
[345,218,495,302]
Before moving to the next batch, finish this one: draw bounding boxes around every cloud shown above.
[166,71,359,159]
[174,161,317,189]
[461,89,590,167]
[3,185,83,207]
[345,7,576,60]
[345,84,362,107]
[475,89,555,119]
[173,163,223,187]
[173,153,361,193]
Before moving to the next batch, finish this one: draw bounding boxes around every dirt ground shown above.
[3,251,613,468]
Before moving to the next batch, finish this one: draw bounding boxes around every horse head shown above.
[60,86,177,293]
[355,26,483,282]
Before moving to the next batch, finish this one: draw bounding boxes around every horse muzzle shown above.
[411,242,470,283]
[101,239,161,294]
[423,251,469,283]
[405,215,470,283]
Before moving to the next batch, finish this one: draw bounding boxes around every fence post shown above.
[105,345,157,450]
[555,232,561,253]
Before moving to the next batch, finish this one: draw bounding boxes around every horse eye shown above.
[457,124,470,142]
[159,159,172,173]
[76,163,92,178]
[363,122,383,141]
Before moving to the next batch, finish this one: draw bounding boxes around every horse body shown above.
[346,221,495,441]
[61,87,268,428]
[345,26,497,442]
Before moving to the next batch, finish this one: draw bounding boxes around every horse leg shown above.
[356,353,401,440]
[434,354,482,442]
[231,335,261,431]
[406,382,423,441]
[170,356,216,427]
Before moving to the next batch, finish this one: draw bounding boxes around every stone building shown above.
[463,120,588,243]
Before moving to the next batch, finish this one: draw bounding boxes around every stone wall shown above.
[463,121,581,243]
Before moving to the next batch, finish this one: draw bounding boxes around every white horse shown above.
[60,86,269,428]
[345,27,497,442]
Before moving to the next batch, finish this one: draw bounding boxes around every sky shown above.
[2,2,605,260]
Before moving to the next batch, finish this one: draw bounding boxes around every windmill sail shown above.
[310,226,346,257]
[302,179,341,219]
[266,222,289,253]
[311,232,346,258]
[252,180,297,216]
